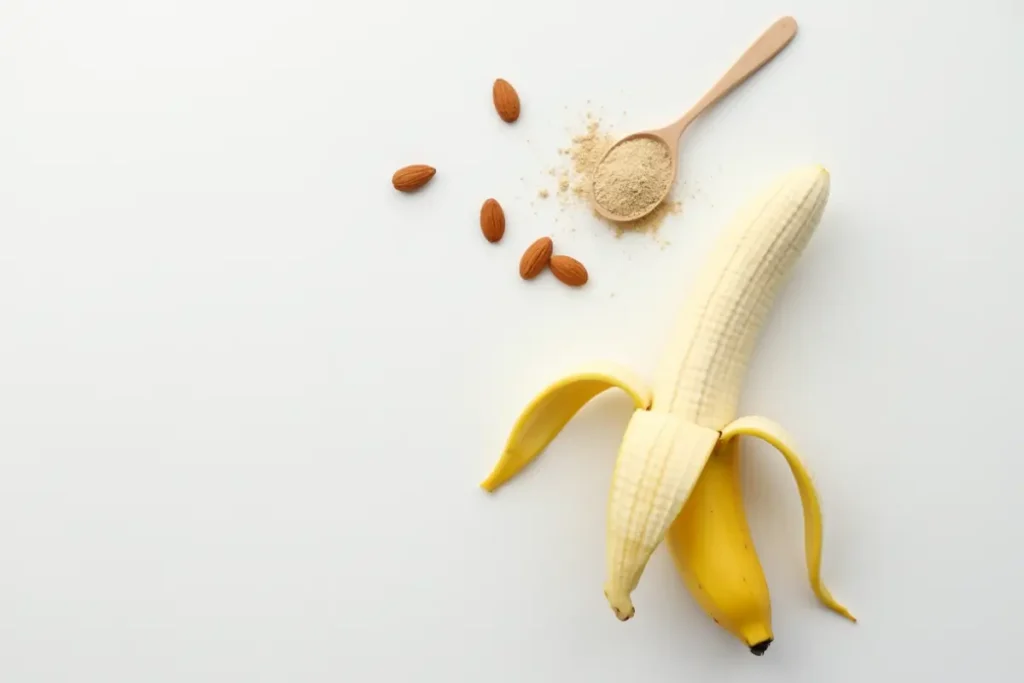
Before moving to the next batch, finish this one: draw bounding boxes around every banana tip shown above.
[479,471,505,492]
[749,639,772,656]
[827,600,857,623]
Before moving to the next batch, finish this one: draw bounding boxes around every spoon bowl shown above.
[591,132,679,223]
[591,16,799,224]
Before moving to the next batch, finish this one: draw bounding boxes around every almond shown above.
[492,78,521,123]
[392,164,436,192]
[479,198,505,243]
[519,237,553,280]
[549,255,588,287]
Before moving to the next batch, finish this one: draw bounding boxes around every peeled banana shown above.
[480,165,855,653]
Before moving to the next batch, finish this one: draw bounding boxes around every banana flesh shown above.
[480,165,854,650]
[650,166,831,425]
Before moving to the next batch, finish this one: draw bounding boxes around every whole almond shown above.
[549,255,588,287]
[392,164,436,192]
[519,237,553,280]
[480,198,505,243]
[492,78,521,123]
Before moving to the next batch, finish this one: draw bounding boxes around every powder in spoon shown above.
[541,114,680,236]
[592,137,673,219]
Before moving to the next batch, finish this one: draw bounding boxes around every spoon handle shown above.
[666,16,798,140]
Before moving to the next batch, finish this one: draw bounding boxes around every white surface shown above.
[0,0,1020,680]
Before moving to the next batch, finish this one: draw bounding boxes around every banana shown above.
[479,165,855,650]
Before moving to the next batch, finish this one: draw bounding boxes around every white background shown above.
[0,0,1020,680]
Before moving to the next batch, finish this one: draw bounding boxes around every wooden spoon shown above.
[591,16,799,223]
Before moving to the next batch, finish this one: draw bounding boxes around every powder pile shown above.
[592,138,673,219]
[544,114,680,236]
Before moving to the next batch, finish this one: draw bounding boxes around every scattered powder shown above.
[569,118,608,181]
[592,138,673,219]
[537,188,549,198]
